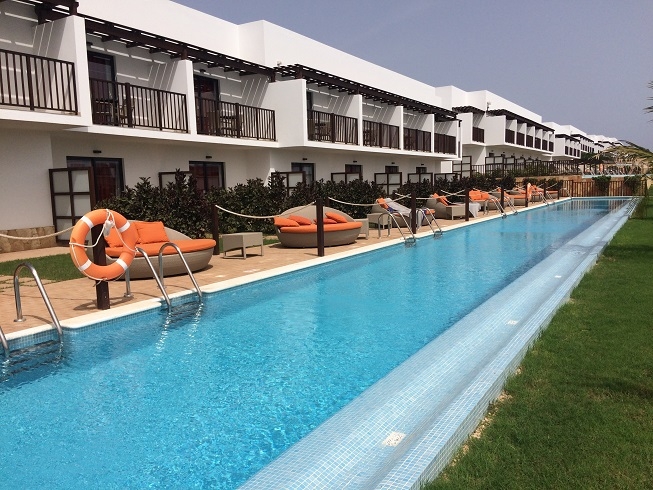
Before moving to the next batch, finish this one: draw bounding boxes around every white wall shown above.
[78,0,241,57]
[0,130,54,229]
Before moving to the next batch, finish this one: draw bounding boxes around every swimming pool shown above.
[0,199,630,488]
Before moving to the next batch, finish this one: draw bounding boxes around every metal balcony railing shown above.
[0,48,77,113]
[403,127,431,152]
[196,99,276,140]
[363,120,400,149]
[307,109,358,145]
[89,78,187,132]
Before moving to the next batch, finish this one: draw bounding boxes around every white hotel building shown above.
[0,0,615,247]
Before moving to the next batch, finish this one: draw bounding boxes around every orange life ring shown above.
[69,209,138,281]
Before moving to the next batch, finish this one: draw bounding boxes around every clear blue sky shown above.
[174,0,653,149]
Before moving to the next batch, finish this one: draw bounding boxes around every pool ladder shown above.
[383,211,416,246]
[0,262,63,356]
[129,243,203,310]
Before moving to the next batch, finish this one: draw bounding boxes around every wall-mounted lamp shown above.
[391,161,396,165]
[353,160,357,163]
[205,155,212,159]
[93,149,102,154]
[302,157,308,161]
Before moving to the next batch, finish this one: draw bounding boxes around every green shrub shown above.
[592,175,612,194]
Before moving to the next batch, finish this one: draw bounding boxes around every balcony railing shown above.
[505,129,515,144]
[90,78,187,132]
[363,120,399,149]
[404,128,431,152]
[0,48,77,113]
[307,110,358,145]
[196,99,276,140]
[472,126,485,143]
[434,133,457,154]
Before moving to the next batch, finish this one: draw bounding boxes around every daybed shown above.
[370,198,435,227]
[424,193,481,220]
[273,206,362,248]
[100,221,216,279]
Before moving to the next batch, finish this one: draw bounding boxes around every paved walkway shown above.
[0,210,514,338]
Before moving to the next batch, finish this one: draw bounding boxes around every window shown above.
[67,157,123,202]
[385,165,399,174]
[189,161,225,192]
[345,164,362,179]
[416,166,427,174]
[291,162,315,184]
[306,91,314,111]
[87,52,115,83]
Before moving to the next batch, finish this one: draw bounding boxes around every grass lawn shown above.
[0,236,280,282]
[0,254,82,282]
[425,200,653,489]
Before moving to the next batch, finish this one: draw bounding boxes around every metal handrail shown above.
[417,209,443,238]
[383,210,416,246]
[0,325,8,356]
[13,262,63,339]
[158,242,203,302]
[135,247,171,309]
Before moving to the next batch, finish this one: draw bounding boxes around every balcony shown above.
[307,110,358,145]
[516,133,525,146]
[0,48,77,114]
[404,128,431,152]
[434,133,457,154]
[90,78,187,132]
[505,129,515,144]
[472,126,485,143]
[363,120,399,149]
[196,99,275,140]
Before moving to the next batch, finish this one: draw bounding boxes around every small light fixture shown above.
[93,149,101,154]
[353,160,357,163]
[302,157,308,161]
[391,161,396,165]
[199,68,206,73]
[205,155,212,159]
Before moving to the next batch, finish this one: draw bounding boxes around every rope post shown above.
[500,185,505,209]
[525,182,530,208]
[410,191,417,234]
[316,198,325,257]
[211,205,220,255]
[91,225,110,310]
[465,188,470,222]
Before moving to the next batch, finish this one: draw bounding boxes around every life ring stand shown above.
[69,209,138,281]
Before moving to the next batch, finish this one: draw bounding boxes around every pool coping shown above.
[240,199,632,489]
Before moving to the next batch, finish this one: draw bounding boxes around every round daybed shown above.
[274,206,362,248]
[90,221,216,279]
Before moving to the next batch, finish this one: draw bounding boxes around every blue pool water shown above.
[0,199,627,488]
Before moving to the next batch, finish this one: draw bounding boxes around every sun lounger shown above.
[424,193,480,220]
[273,206,362,248]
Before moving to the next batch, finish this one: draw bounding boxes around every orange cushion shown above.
[432,193,449,205]
[104,227,124,248]
[106,238,216,257]
[274,216,299,227]
[289,214,313,226]
[279,222,362,233]
[317,218,338,225]
[135,221,169,244]
[376,198,389,209]
[325,212,348,223]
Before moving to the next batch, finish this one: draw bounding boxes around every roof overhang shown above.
[277,65,458,121]
[486,108,554,132]
[452,105,485,115]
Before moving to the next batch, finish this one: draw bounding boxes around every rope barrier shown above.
[327,197,377,207]
[0,226,74,241]
[214,201,316,219]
